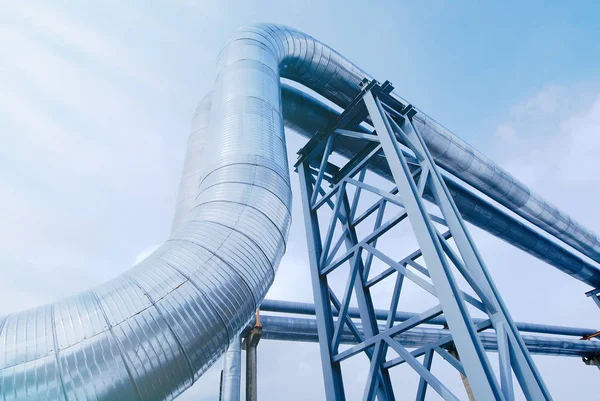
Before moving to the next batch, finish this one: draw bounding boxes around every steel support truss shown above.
[295,80,552,401]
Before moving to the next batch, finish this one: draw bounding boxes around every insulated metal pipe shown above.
[1,24,294,401]
[259,299,598,338]
[254,315,600,358]
[221,335,242,401]
[254,24,600,267]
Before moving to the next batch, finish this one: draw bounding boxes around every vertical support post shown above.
[298,160,346,401]
[221,334,242,401]
[244,311,262,401]
[415,350,434,401]
[364,91,503,400]
[246,341,258,401]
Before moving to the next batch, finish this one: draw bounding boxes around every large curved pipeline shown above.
[1,24,600,401]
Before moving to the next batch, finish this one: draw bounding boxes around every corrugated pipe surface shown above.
[220,335,241,401]
[1,24,599,401]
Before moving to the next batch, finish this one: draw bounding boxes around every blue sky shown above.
[1,1,600,400]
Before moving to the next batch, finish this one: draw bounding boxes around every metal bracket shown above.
[243,310,263,350]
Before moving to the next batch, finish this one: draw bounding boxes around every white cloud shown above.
[474,85,600,400]
[512,83,563,115]
[494,122,518,143]
[489,85,600,219]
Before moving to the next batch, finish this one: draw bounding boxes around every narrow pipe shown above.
[254,315,600,358]
[221,335,242,401]
[259,299,598,338]
[245,345,257,401]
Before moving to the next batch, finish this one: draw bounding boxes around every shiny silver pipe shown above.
[1,23,294,401]
[255,315,600,359]
[174,23,600,285]
[221,335,241,401]
[260,299,598,338]
[1,23,599,401]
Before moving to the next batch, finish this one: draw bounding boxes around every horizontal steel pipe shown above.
[254,315,600,359]
[260,299,598,338]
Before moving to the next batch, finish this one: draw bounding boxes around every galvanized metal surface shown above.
[254,315,600,358]
[221,335,241,401]
[1,23,599,401]
[239,24,600,270]
[260,299,598,338]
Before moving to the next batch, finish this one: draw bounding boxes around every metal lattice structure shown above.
[296,81,552,401]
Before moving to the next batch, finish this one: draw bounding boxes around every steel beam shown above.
[243,326,262,401]
[298,160,346,401]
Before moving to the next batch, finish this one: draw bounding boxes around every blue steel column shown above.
[364,86,554,400]
[415,350,434,401]
[338,185,396,401]
[364,90,504,400]
[298,160,345,401]
[399,100,551,401]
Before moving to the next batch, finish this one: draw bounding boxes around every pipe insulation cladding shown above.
[1,24,600,401]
